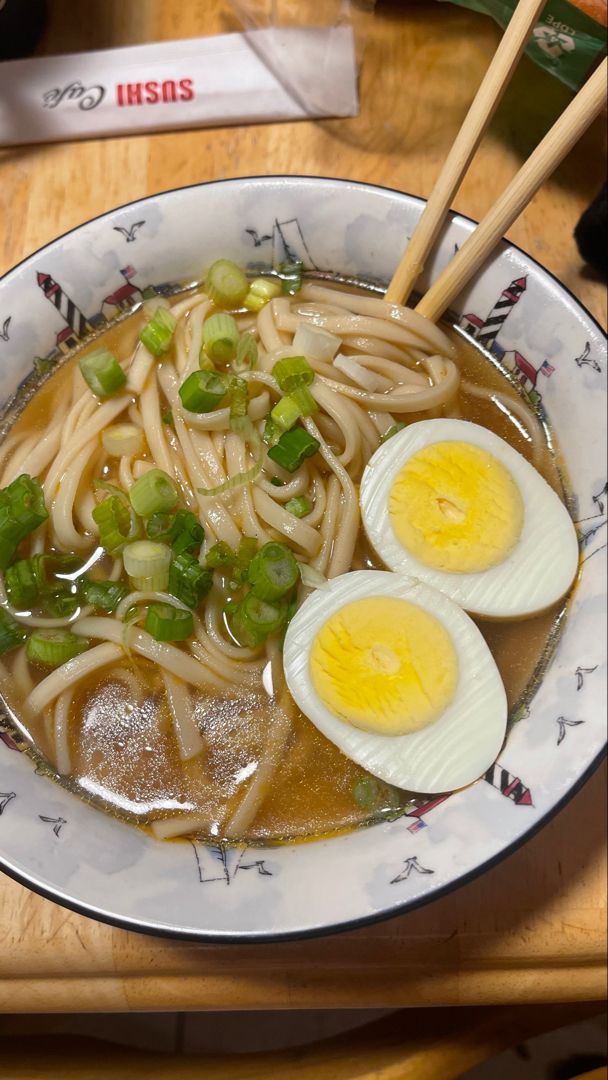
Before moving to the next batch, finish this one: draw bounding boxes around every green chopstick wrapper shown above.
[438,0,606,89]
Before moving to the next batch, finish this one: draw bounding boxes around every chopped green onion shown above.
[5,553,82,609]
[267,428,320,473]
[144,602,193,642]
[45,591,79,619]
[205,541,234,569]
[285,496,312,518]
[129,469,178,518]
[171,511,205,556]
[228,593,287,648]
[79,349,126,398]
[277,260,303,295]
[270,477,284,487]
[0,475,49,569]
[380,422,407,444]
[145,510,204,555]
[352,776,381,809]
[243,277,282,312]
[205,259,249,308]
[123,541,172,591]
[26,630,89,668]
[0,608,27,654]
[272,356,314,393]
[229,376,249,421]
[179,370,228,413]
[202,313,239,363]
[234,333,257,372]
[289,385,318,417]
[78,577,129,613]
[230,535,258,584]
[263,418,282,448]
[139,307,177,357]
[169,553,212,609]
[162,409,174,426]
[92,495,133,554]
[102,424,144,458]
[4,557,40,608]
[247,541,299,602]
[144,512,174,542]
[270,395,300,433]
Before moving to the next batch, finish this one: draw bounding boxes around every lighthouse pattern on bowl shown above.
[459,276,555,404]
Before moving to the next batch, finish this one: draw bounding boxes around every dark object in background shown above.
[0,0,48,60]
[574,182,608,280]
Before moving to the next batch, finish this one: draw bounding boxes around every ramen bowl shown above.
[0,177,605,941]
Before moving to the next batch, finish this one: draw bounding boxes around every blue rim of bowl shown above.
[0,175,605,945]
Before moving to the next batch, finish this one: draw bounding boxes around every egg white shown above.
[360,419,579,619]
[283,571,508,793]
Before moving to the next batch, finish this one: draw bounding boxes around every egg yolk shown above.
[309,596,458,736]
[389,440,524,573]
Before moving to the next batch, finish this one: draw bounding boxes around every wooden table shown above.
[0,0,606,1014]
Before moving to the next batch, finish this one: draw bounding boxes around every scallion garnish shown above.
[0,608,27,654]
[79,349,126,398]
[26,630,89,668]
[179,370,228,414]
[78,577,129,613]
[243,277,282,312]
[202,313,240,363]
[205,541,234,569]
[102,424,144,458]
[289,385,318,417]
[247,541,299,602]
[228,593,288,648]
[272,356,314,393]
[205,259,249,308]
[285,496,312,518]
[0,474,49,570]
[5,553,82,609]
[92,495,133,554]
[263,418,282,448]
[123,541,172,592]
[144,602,193,642]
[139,306,177,357]
[267,428,320,473]
[162,409,174,426]
[144,510,204,555]
[228,376,249,423]
[168,553,213,609]
[270,395,301,433]
[129,469,178,518]
[45,591,79,619]
[277,260,303,295]
[170,511,205,555]
[234,333,257,372]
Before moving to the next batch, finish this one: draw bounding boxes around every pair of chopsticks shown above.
[386,0,608,322]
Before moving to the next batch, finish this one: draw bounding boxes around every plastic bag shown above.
[437,0,607,89]
[228,1,376,116]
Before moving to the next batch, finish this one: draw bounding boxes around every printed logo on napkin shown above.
[0,29,359,146]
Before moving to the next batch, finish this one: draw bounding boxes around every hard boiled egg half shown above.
[360,419,579,619]
[283,571,507,793]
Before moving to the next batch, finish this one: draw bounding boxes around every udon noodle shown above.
[0,273,559,843]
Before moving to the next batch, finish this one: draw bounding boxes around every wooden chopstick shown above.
[385,0,549,307]
[416,57,607,323]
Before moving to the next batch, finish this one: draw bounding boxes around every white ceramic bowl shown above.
[0,177,605,941]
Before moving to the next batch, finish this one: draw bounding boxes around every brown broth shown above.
[0,306,569,844]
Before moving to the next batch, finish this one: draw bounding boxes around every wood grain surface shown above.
[0,0,606,1013]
